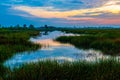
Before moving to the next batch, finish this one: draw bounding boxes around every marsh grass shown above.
[5,59,120,80]
[1,29,120,80]
[0,63,8,80]
[0,29,40,79]
[56,29,120,55]
[0,30,40,62]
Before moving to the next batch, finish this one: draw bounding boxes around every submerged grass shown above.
[5,59,120,80]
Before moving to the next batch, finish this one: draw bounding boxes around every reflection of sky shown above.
[4,31,104,69]
[4,46,103,69]
[0,0,120,27]
[36,31,65,40]
[30,31,65,42]
[30,31,79,42]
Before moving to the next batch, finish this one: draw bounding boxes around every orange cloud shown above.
[12,0,120,19]
[11,0,120,25]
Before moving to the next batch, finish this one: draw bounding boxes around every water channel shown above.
[4,31,109,69]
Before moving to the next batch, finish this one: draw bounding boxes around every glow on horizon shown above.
[0,0,120,26]
[12,1,120,18]
[11,0,120,25]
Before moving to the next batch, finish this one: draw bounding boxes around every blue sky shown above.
[0,0,120,27]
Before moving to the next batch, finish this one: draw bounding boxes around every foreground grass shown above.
[5,59,120,80]
[0,29,40,79]
[56,29,120,55]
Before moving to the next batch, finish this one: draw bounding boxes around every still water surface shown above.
[4,31,106,68]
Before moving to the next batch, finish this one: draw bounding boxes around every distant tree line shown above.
[0,24,35,30]
[0,24,60,31]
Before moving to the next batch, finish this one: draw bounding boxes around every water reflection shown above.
[42,31,49,35]
[4,31,104,69]
[30,31,72,47]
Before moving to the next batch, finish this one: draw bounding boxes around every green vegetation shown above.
[0,28,40,79]
[0,63,8,79]
[0,29,40,62]
[56,29,120,55]
[0,27,120,80]
[5,59,120,80]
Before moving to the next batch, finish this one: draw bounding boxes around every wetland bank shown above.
[0,27,120,80]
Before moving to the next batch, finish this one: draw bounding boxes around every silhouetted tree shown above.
[23,24,27,29]
[15,24,21,29]
[44,25,48,28]
[9,25,13,29]
[0,24,1,28]
[29,24,35,29]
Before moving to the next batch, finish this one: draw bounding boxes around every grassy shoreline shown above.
[0,30,40,63]
[56,29,120,55]
[0,29,40,79]
[5,59,120,80]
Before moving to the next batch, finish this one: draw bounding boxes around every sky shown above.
[0,0,120,27]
